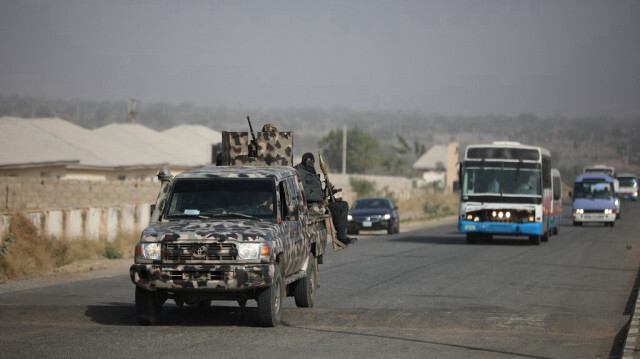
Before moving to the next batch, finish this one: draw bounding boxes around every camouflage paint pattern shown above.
[130,166,327,294]
[220,131,293,166]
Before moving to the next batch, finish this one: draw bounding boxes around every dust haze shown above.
[1,0,639,118]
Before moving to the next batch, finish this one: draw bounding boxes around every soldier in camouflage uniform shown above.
[295,152,357,246]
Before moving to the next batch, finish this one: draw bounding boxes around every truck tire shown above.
[257,265,283,327]
[294,258,317,308]
[135,286,164,326]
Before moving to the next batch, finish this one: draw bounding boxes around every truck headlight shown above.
[575,208,584,215]
[237,243,260,260]
[136,243,161,260]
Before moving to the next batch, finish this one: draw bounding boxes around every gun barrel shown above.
[247,116,256,140]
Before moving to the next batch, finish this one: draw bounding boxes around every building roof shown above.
[162,125,222,165]
[412,145,448,171]
[0,116,220,170]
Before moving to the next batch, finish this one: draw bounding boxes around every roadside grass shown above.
[0,213,137,282]
[0,190,459,282]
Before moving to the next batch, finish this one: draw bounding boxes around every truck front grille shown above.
[163,242,237,261]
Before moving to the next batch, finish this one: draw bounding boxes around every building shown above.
[0,116,221,181]
[412,142,459,192]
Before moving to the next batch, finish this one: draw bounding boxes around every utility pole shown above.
[342,124,347,174]
[128,98,140,123]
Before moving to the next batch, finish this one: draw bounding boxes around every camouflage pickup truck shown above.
[130,129,330,327]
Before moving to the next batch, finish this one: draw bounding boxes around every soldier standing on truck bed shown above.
[295,152,357,246]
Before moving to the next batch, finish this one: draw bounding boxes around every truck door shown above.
[279,177,305,276]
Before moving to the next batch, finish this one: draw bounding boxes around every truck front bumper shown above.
[130,263,275,291]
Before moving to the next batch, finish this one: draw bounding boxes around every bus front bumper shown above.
[459,220,542,236]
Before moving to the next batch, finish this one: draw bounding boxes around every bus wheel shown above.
[529,235,541,245]
[541,232,549,242]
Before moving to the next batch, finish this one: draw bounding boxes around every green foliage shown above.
[349,177,377,198]
[422,201,453,216]
[101,244,124,259]
[380,186,398,205]
[318,126,384,173]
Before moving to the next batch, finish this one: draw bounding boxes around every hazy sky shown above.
[1,0,639,118]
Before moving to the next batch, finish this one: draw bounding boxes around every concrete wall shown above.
[0,204,151,241]
[0,176,159,211]
[0,172,424,241]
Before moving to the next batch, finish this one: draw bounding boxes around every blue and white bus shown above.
[549,168,563,235]
[458,141,552,245]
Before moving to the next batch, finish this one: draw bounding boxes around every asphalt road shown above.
[1,201,639,359]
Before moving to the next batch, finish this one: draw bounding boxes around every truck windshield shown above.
[462,167,541,197]
[165,178,276,221]
[573,181,614,200]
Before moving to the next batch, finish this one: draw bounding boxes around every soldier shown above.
[262,123,278,132]
[295,152,357,246]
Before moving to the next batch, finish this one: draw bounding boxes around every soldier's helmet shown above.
[262,124,278,132]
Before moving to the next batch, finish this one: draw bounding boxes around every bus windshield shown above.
[618,177,637,187]
[462,167,541,197]
[573,181,614,200]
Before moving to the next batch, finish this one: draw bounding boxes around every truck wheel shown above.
[294,258,317,308]
[135,286,164,326]
[257,265,283,327]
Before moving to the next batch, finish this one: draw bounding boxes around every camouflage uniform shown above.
[295,154,356,245]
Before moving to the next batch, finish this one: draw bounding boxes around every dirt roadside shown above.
[0,216,457,294]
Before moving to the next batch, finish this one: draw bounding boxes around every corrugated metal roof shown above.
[0,117,220,169]
[412,145,448,170]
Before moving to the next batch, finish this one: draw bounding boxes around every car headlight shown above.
[347,214,353,221]
[237,243,261,260]
[575,208,584,215]
[136,242,161,260]
[383,214,391,220]
[604,209,613,214]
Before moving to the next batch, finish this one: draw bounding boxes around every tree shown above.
[318,126,383,174]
